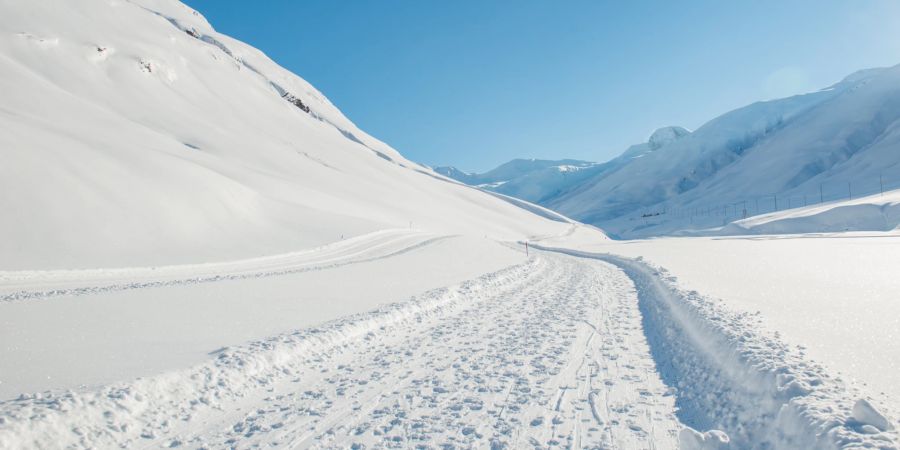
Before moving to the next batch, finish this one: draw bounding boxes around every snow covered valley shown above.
[1,0,898,448]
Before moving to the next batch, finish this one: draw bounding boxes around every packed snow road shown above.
[0,251,680,449]
[175,251,679,449]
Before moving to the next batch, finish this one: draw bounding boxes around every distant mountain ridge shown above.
[439,65,900,238]
[434,159,602,204]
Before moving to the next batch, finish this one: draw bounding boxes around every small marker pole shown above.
[525,241,529,256]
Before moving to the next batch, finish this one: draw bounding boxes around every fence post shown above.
[774,194,778,211]
[820,184,823,203]
[848,182,852,200]
[880,175,884,196]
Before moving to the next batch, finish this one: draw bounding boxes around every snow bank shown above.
[531,244,898,449]
[718,190,900,235]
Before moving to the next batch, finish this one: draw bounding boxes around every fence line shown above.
[633,174,900,228]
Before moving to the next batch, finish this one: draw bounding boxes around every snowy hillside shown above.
[435,159,603,203]
[0,0,576,270]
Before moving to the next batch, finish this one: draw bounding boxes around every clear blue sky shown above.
[183,0,900,172]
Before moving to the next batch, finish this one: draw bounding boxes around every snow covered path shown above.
[0,252,680,449]
[177,251,678,449]
[2,244,897,449]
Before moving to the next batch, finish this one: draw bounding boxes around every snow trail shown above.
[0,229,448,303]
[0,252,679,449]
[531,244,899,449]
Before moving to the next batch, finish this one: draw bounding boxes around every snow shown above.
[0,0,574,270]
[717,189,900,235]
[435,159,603,204]
[647,126,691,150]
[1,0,898,448]
[460,65,900,239]
[540,227,900,427]
[0,232,525,399]
[0,250,683,449]
[532,241,899,448]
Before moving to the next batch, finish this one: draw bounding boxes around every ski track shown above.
[0,230,450,303]
[0,251,680,449]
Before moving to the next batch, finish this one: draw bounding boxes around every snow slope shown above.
[0,0,575,270]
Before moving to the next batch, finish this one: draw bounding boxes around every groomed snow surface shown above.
[1,228,898,449]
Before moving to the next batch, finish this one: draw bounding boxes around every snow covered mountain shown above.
[434,67,900,239]
[435,159,603,204]
[541,67,900,237]
[0,0,577,269]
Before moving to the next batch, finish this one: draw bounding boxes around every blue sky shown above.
[183,0,900,172]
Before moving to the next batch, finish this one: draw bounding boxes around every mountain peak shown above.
[648,126,690,150]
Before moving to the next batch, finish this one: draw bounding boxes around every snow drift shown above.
[716,189,900,235]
